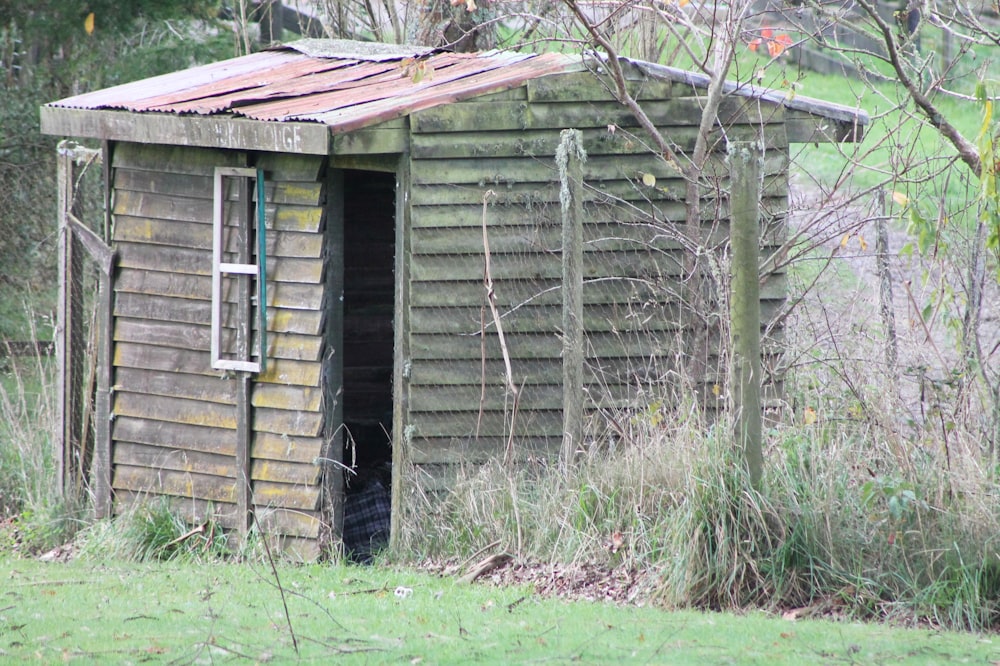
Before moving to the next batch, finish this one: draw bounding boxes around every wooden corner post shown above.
[557,129,587,470]
[727,140,764,490]
[56,140,113,510]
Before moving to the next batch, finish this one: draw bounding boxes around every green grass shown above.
[0,555,996,664]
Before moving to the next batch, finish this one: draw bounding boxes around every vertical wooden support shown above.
[322,169,346,554]
[875,189,898,392]
[728,140,763,490]
[56,141,84,498]
[557,129,586,469]
[390,157,410,553]
[235,172,254,539]
[93,142,115,518]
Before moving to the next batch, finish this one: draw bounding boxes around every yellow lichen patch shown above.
[252,385,322,412]
[274,206,323,232]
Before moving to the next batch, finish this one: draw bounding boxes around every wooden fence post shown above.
[56,141,85,499]
[557,129,586,469]
[56,140,113,512]
[728,140,763,490]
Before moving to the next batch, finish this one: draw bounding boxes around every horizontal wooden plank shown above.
[410,195,789,229]
[43,108,330,154]
[786,110,864,143]
[114,441,236,478]
[114,169,324,206]
[115,291,323,335]
[411,220,787,256]
[111,491,322,541]
[254,357,323,387]
[254,406,324,438]
[409,248,686,283]
[114,318,323,361]
[410,96,785,134]
[112,490,236,524]
[116,268,324,309]
[332,127,408,155]
[407,271,787,309]
[114,215,323,258]
[252,480,321,511]
[407,358,560,386]
[256,152,325,182]
[409,299,782,337]
[407,383,566,412]
[114,464,236,503]
[408,152,788,187]
[409,331,651,361]
[252,507,322,540]
[113,465,320,510]
[114,192,324,234]
[114,391,237,429]
[114,388,322,436]
[252,432,324,463]
[114,366,236,405]
[251,458,322,485]
[526,70,673,103]
[116,244,324,284]
[410,408,563,438]
[113,417,236,456]
[408,176,788,207]
[111,441,321,485]
[252,383,323,412]
[113,341,322,386]
[112,142,244,174]
[405,354,698,387]
[409,436,557,465]
[409,124,787,160]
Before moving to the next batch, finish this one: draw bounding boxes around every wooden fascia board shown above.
[628,59,869,144]
[785,110,865,144]
[40,107,330,155]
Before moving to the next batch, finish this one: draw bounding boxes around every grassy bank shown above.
[0,555,995,664]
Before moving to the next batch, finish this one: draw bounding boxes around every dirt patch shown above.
[419,556,656,605]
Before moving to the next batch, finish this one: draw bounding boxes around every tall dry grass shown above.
[0,338,83,552]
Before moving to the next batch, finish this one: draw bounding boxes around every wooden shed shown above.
[41,39,867,560]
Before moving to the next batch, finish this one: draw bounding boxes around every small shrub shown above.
[76,500,230,562]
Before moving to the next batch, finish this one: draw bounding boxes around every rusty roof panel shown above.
[145,59,391,115]
[294,52,575,132]
[133,57,359,113]
[45,41,579,134]
[236,52,537,123]
[53,51,301,111]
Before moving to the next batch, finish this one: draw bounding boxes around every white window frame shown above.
[211,166,267,373]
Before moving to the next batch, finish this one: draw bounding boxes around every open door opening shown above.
[340,169,396,563]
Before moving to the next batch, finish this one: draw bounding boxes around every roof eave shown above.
[625,58,869,144]
[39,106,331,155]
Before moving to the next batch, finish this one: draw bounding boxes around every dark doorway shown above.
[340,169,395,562]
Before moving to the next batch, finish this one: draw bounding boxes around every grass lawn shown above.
[0,556,996,664]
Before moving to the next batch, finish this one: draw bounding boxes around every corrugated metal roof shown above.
[45,39,868,142]
[48,42,577,133]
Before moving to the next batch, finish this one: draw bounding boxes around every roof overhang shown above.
[630,59,869,143]
[39,106,331,154]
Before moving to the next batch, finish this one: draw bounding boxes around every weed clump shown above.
[399,397,1000,630]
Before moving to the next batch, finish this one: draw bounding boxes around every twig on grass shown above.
[444,539,503,578]
[458,552,513,584]
[164,522,206,549]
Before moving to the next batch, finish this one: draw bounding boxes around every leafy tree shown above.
[0,1,231,337]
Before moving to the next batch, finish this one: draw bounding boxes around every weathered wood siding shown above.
[403,71,788,484]
[109,143,329,559]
